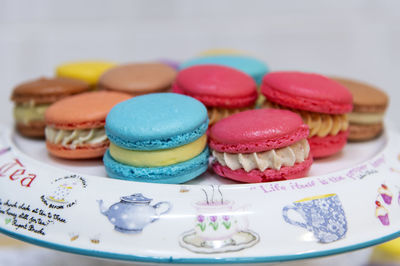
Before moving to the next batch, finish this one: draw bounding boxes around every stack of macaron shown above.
[331,77,388,141]
[172,65,258,126]
[11,77,91,137]
[103,93,209,183]
[45,91,131,159]
[260,72,353,158]
[9,51,390,185]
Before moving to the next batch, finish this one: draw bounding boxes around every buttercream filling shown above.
[348,112,384,125]
[14,103,50,124]
[208,106,249,125]
[109,134,207,167]
[212,139,310,172]
[262,101,348,137]
[45,127,107,148]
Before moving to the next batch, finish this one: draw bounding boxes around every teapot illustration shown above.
[98,193,172,233]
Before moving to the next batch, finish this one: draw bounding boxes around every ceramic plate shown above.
[0,124,400,264]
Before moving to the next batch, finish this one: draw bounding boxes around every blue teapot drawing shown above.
[98,193,172,233]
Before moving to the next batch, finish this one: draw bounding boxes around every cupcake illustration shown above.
[375,200,389,226]
[378,184,393,205]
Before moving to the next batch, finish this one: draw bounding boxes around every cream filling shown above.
[212,139,310,172]
[348,112,384,125]
[45,127,107,148]
[378,187,392,197]
[14,103,50,124]
[262,101,348,137]
[207,106,248,125]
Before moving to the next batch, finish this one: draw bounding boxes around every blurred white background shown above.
[1,0,399,126]
[0,1,400,265]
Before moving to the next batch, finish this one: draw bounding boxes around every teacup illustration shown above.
[193,200,248,241]
[282,193,347,243]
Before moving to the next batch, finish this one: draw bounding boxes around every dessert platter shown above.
[0,124,399,263]
[1,56,398,264]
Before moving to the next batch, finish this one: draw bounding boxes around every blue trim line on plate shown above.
[0,227,399,264]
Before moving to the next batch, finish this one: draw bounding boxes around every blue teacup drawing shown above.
[282,193,347,243]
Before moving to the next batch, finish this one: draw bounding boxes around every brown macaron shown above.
[332,77,389,141]
[98,63,177,95]
[11,77,91,138]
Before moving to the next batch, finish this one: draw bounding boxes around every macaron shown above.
[103,93,209,184]
[199,48,244,56]
[173,65,257,126]
[331,77,388,141]
[56,61,116,87]
[11,77,90,138]
[45,91,132,159]
[209,109,312,183]
[99,63,177,95]
[179,55,269,85]
[261,71,353,158]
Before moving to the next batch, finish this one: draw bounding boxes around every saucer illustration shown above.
[179,229,259,254]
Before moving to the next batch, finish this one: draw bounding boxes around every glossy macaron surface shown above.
[105,93,208,150]
[11,77,90,104]
[56,61,116,86]
[210,109,309,153]
[45,91,132,129]
[262,72,353,114]
[173,65,257,107]
[99,63,177,94]
[179,55,268,85]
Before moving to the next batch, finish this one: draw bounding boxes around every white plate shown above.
[0,124,400,264]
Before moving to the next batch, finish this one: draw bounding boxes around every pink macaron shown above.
[261,71,353,158]
[209,108,312,183]
[172,65,257,126]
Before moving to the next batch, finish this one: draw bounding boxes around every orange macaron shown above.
[44,91,132,159]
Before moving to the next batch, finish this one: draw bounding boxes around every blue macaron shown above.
[179,55,269,85]
[104,93,209,184]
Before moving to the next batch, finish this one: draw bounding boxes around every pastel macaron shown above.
[11,77,90,138]
[210,109,312,183]
[103,93,209,184]
[179,55,268,85]
[332,77,389,141]
[261,71,353,158]
[45,91,132,159]
[99,63,177,95]
[56,61,116,87]
[173,65,257,125]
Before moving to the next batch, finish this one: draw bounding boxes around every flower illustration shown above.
[197,215,205,223]
[208,216,219,230]
[222,215,230,221]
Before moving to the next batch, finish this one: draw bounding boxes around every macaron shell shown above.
[308,130,349,158]
[46,141,109,159]
[103,147,209,184]
[348,123,383,141]
[262,72,353,114]
[11,77,90,104]
[16,122,45,138]
[99,63,177,94]
[105,93,208,150]
[173,65,257,108]
[56,61,116,86]
[209,109,309,153]
[331,77,389,113]
[45,91,132,130]
[179,55,268,85]
[212,155,312,183]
